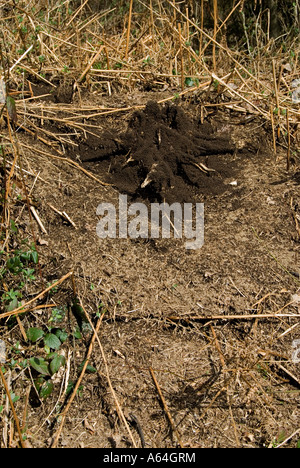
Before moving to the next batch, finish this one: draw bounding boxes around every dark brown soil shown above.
[78,100,261,204]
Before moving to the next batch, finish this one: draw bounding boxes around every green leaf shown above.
[50,354,65,375]
[20,251,31,262]
[10,220,18,234]
[27,327,44,343]
[31,249,39,264]
[86,363,97,373]
[79,360,97,374]
[39,380,53,398]
[6,256,23,273]
[6,296,19,312]
[10,392,20,403]
[54,328,68,343]
[185,77,194,87]
[65,380,74,395]
[30,357,50,375]
[44,333,61,350]
[73,327,82,339]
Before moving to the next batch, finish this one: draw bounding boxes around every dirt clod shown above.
[79,101,252,203]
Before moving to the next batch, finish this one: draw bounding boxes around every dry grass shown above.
[0,1,299,153]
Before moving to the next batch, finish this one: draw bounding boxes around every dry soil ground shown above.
[1,84,300,448]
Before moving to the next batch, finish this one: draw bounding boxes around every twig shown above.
[199,0,204,59]
[51,315,103,448]
[9,44,33,73]
[149,0,154,41]
[0,367,26,448]
[47,203,77,229]
[165,0,274,98]
[125,0,134,61]
[211,72,267,117]
[201,0,243,57]
[78,45,104,83]
[209,324,226,368]
[286,108,291,171]
[78,299,138,448]
[0,304,55,321]
[65,0,90,28]
[19,142,112,187]
[0,271,74,319]
[213,0,218,71]
[270,106,277,156]
[4,136,18,201]
[276,363,300,387]
[178,23,184,91]
[149,366,184,448]
[272,59,280,113]
[21,386,31,434]
[167,311,300,322]
[30,206,47,234]
[275,428,300,448]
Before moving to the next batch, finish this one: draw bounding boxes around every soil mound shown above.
[79,101,250,203]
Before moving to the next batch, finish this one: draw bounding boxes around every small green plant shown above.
[2,243,38,276]
[27,326,68,350]
[94,62,103,70]
[78,359,97,374]
[96,301,108,318]
[48,306,66,324]
[0,242,39,313]
[185,77,199,87]
[23,300,87,399]
[71,297,92,335]
[143,56,152,65]
[46,280,59,296]
[27,326,67,399]
[1,288,22,313]
[256,363,269,378]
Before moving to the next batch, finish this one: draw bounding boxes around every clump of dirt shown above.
[78,101,256,203]
[28,76,74,103]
